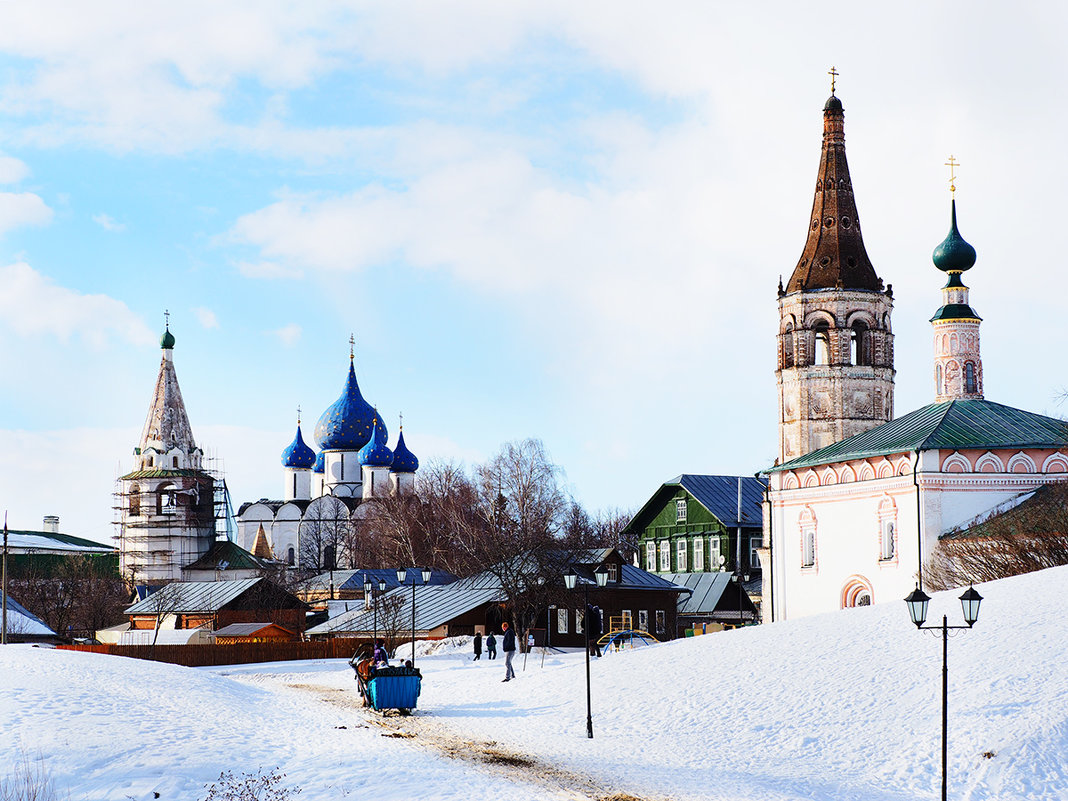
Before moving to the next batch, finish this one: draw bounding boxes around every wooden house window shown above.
[606,562,618,583]
[676,540,687,572]
[575,608,584,634]
[693,537,704,572]
[645,541,656,572]
[709,536,721,570]
[639,610,649,632]
[655,610,666,635]
[659,541,670,572]
[675,498,687,523]
[749,536,763,571]
[557,608,568,634]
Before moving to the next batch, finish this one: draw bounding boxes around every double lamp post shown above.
[361,574,387,644]
[564,566,608,739]
[397,567,432,668]
[904,583,984,801]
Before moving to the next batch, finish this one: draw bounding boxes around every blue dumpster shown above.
[367,666,422,713]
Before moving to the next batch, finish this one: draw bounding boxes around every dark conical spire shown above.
[786,92,883,293]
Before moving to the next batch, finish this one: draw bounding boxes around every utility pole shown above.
[2,512,9,645]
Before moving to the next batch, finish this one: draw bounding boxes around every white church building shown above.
[235,344,420,568]
[762,91,1068,622]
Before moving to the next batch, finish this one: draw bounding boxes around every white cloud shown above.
[0,192,52,237]
[91,213,125,232]
[192,306,219,329]
[0,262,153,347]
[0,155,30,184]
[235,259,303,280]
[272,323,302,346]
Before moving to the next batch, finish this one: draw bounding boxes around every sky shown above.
[1,2,1067,542]
[2,566,1066,799]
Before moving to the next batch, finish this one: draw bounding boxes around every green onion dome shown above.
[160,326,176,349]
[932,199,976,273]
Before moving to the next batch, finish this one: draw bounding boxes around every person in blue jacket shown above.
[486,631,497,659]
[501,622,517,681]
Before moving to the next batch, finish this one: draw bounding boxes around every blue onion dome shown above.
[932,199,976,273]
[314,359,379,450]
[160,325,175,350]
[313,450,325,474]
[359,415,394,467]
[281,423,315,468]
[390,429,419,473]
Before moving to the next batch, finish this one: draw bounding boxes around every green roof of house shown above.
[769,399,1068,472]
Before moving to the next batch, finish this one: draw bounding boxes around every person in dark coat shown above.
[473,631,483,661]
[373,638,389,666]
[486,631,497,659]
[587,605,603,658]
[501,622,517,681]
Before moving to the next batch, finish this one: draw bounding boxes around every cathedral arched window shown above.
[965,362,977,394]
[783,323,795,368]
[157,483,176,515]
[129,484,141,517]
[936,364,944,395]
[850,322,869,366]
[287,547,295,566]
[813,323,831,366]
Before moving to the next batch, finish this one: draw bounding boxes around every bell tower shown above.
[776,76,896,462]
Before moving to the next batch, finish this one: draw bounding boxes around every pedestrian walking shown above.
[473,631,483,661]
[501,622,517,681]
[486,631,497,660]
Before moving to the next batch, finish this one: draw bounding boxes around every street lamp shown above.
[903,584,983,801]
[363,574,387,645]
[397,567,432,668]
[564,566,609,739]
[730,569,751,630]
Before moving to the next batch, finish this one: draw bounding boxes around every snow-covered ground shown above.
[2,566,1066,800]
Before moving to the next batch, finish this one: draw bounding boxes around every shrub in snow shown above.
[0,751,65,801]
[200,769,300,801]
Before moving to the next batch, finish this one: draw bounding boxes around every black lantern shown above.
[904,585,930,628]
[959,586,983,627]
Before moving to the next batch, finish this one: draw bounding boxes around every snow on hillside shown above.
[1,566,1066,800]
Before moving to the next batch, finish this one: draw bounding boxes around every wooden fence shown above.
[58,637,368,668]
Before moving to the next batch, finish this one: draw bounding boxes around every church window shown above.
[964,362,977,394]
[172,456,179,468]
[675,498,687,523]
[676,540,687,572]
[881,522,895,561]
[855,592,872,606]
[324,544,336,571]
[645,541,656,571]
[851,322,869,365]
[129,485,141,516]
[293,474,298,497]
[936,364,944,395]
[814,323,831,365]
[157,484,176,515]
[693,537,704,572]
[659,541,670,572]
[802,528,816,568]
[783,324,795,368]
[557,608,568,634]
[287,547,295,566]
[148,456,154,467]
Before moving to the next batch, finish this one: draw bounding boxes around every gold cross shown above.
[945,155,959,194]
[349,334,355,359]
[297,405,301,424]
[399,411,404,431]
[828,66,838,94]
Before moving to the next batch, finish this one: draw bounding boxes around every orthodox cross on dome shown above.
[945,155,959,195]
[349,334,355,359]
[164,309,170,328]
[399,411,404,431]
[296,405,301,425]
[828,66,838,95]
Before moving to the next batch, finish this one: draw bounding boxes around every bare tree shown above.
[298,497,354,571]
[925,483,1068,590]
[376,592,407,658]
[144,582,185,649]
[8,554,129,640]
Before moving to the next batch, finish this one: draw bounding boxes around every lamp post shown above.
[730,568,751,630]
[904,584,983,801]
[398,567,432,667]
[564,566,608,739]
[363,574,387,646]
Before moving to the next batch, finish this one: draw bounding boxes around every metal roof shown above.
[125,577,264,614]
[214,622,294,638]
[184,539,273,572]
[6,530,115,553]
[664,573,759,617]
[626,475,767,535]
[770,399,1068,472]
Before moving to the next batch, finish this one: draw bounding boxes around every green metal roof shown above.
[769,399,1068,472]
[119,468,211,480]
[930,303,981,322]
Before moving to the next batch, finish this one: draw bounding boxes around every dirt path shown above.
[285,681,668,801]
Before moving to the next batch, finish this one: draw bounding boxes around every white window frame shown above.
[693,536,704,572]
[645,541,656,572]
[575,608,584,634]
[638,609,649,632]
[676,539,687,572]
[802,527,816,568]
[881,521,895,561]
[709,536,722,570]
[749,536,763,570]
[676,498,687,523]
[659,541,670,572]
[557,608,568,634]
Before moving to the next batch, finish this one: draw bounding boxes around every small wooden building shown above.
[213,622,297,644]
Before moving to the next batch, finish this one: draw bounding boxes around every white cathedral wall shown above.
[768,474,920,621]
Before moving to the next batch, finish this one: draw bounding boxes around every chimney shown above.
[43,515,60,533]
